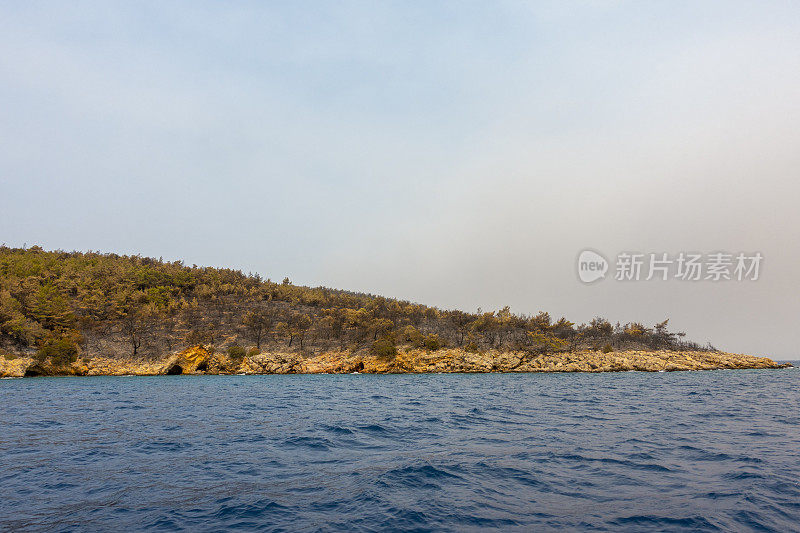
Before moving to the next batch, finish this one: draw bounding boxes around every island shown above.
[0,246,790,377]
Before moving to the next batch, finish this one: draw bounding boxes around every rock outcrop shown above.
[0,347,790,378]
[0,356,38,378]
[159,346,213,375]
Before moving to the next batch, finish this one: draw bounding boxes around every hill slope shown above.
[0,246,787,376]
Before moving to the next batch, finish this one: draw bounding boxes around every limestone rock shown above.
[1,345,791,377]
[159,345,213,375]
[0,356,35,378]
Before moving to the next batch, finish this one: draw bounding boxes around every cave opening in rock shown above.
[354,361,365,372]
[196,361,208,372]
[166,364,183,375]
[24,367,45,377]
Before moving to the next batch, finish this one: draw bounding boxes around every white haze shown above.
[1,2,798,358]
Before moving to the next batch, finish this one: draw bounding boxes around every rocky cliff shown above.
[1,346,790,377]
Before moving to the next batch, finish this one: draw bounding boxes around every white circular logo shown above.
[577,250,608,283]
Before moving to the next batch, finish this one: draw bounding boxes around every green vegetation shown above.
[0,245,712,365]
[35,333,80,366]
[227,345,247,363]
[371,334,397,358]
[423,333,443,351]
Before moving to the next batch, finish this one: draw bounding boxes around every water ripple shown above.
[1,368,799,532]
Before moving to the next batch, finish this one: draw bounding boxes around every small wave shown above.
[382,463,464,488]
[555,453,672,472]
[612,514,722,530]
[675,445,755,463]
[113,404,145,411]
[140,441,193,453]
[230,434,267,443]
[321,424,354,435]
[722,470,765,481]
[356,423,389,434]
[282,436,332,451]
[41,482,78,490]
[212,498,290,521]
[30,419,65,428]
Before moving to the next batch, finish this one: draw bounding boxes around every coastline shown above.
[1,346,790,378]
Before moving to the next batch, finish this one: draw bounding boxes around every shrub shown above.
[464,342,479,353]
[371,334,397,358]
[423,333,442,351]
[227,345,246,362]
[623,323,647,338]
[602,343,613,353]
[247,347,260,357]
[526,331,568,355]
[400,325,424,347]
[587,317,613,337]
[36,334,80,366]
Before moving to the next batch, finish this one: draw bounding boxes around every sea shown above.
[1,365,799,532]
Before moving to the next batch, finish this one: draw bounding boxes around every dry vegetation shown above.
[0,245,714,371]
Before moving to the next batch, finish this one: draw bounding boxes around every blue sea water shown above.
[1,367,799,532]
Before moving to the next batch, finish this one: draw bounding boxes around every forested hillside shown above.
[0,246,710,367]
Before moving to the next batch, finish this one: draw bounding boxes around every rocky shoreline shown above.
[0,346,791,378]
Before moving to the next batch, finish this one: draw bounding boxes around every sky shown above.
[1,1,799,358]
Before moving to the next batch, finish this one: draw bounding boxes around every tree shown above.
[30,283,73,330]
[0,290,44,346]
[551,317,575,339]
[471,312,499,347]
[290,313,312,349]
[371,333,397,358]
[370,318,394,340]
[496,306,515,347]
[36,331,81,366]
[243,308,273,349]
[400,325,424,347]
[120,307,151,356]
[529,311,551,332]
[344,308,372,341]
[623,322,649,338]
[448,310,472,345]
[121,314,142,356]
[652,319,678,347]
[525,331,568,356]
[317,308,346,345]
[281,313,312,349]
[587,317,613,337]
[423,333,443,351]
[161,314,177,352]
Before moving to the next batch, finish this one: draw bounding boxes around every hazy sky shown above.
[2,2,799,358]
